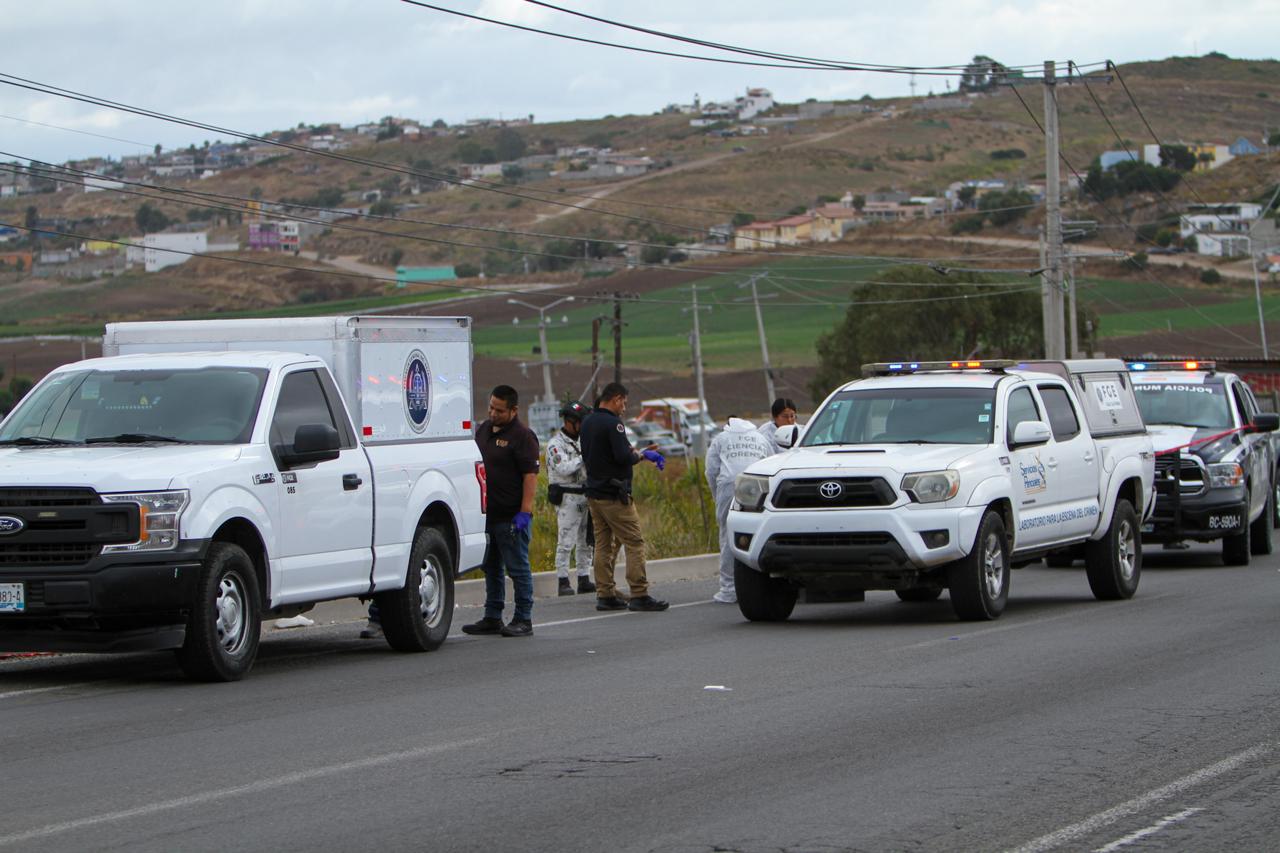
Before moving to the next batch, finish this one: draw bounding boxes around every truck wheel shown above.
[1273,472,1280,528]
[1223,493,1251,566]
[1084,499,1141,600]
[948,510,1009,621]
[896,586,942,602]
[734,560,797,622]
[175,542,262,682]
[1251,489,1274,556]
[376,526,454,652]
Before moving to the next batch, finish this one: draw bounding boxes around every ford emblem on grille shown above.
[818,481,844,500]
[0,515,24,535]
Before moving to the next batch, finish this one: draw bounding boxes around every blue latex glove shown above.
[641,449,666,471]
[513,511,532,533]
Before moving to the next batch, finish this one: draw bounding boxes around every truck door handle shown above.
[343,474,363,491]
[1046,457,1058,469]
[1083,451,1095,463]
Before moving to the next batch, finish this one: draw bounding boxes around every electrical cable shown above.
[1006,77,1257,348]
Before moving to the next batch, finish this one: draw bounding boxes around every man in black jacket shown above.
[579,382,669,612]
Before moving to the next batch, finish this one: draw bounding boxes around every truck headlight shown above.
[101,490,189,552]
[901,470,960,503]
[734,474,771,512]
[1208,463,1243,489]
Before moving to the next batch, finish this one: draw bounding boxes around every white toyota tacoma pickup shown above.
[0,316,487,680]
[729,359,1155,622]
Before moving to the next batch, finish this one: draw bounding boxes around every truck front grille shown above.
[0,488,128,568]
[771,477,896,509]
[1154,456,1205,498]
[771,532,894,548]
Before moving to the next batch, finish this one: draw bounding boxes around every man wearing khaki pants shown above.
[579,382,669,612]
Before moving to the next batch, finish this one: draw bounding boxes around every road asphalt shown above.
[2,546,1279,852]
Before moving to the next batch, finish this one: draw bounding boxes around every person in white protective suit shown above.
[547,401,596,596]
[758,397,798,454]
[705,416,775,603]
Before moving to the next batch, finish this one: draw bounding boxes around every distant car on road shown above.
[647,431,689,458]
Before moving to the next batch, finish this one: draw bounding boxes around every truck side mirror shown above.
[775,424,802,449]
[1251,413,1280,433]
[1010,420,1052,448]
[280,423,341,468]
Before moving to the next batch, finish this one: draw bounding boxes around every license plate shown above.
[0,583,24,613]
[1208,515,1240,531]
[1140,523,1154,533]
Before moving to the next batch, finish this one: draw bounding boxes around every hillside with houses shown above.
[0,54,1278,330]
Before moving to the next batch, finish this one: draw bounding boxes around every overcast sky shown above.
[3,0,1278,163]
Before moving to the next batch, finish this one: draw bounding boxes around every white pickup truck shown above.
[728,359,1155,622]
[0,316,487,681]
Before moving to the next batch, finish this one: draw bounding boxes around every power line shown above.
[0,71,1042,262]
[1006,76,1257,349]
[401,0,1010,77]
[0,113,152,149]
[521,0,1092,76]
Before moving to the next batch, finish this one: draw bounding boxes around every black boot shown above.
[558,577,575,596]
[577,575,596,594]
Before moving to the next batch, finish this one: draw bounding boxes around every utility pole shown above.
[590,317,601,403]
[684,286,713,458]
[507,295,575,403]
[613,292,623,384]
[1067,252,1078,358]
[1042,60,1066,360]
[741,272,776,404]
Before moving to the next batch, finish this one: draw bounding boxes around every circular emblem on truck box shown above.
[404,350,432,433]
[818,481,844,500]
[0,516,25,535]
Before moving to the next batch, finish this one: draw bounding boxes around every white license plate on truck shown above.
[0,583,24,612]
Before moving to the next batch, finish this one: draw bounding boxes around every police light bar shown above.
[1126,360,1215,373]
[862,359,1017,377]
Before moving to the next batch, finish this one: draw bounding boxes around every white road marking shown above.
[533,599,712,628]
[0,735,485,847]
[0,683,93,701]
[1093,808,1203,852]
[1008,743,1271,853]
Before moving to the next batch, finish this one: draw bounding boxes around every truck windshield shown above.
[1132,382,1232,429]
[0,367,269,445]
[802,387,997,446]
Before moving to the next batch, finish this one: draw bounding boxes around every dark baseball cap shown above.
[560,401,590,422]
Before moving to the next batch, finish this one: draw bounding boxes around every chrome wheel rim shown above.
[215,574,249,656]
[982,532,1005,600]
[419,555,444,628]
[1117,518,1137,582]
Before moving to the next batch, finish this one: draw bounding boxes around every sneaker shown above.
[712,590,737,604]
[358,620,383,639]
[628,595,670,612]
[461,616,504,635]
[501,619,533,638]
[558,578,575,597]
[596,596,629,611]
[577,576,597,594]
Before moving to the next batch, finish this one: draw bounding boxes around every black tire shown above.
[1045,553,1075,568]
[895,586,943,602]
[1273,471,1280,528]
[734,560,797,622]
[948,510,1009,621]
[175,542,262,682]
[1251,488,1274,556]
[376,527,454,652]
[1084,499,1141,600]
[1223,493,1251,566]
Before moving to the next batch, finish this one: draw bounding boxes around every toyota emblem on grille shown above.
[0,515,24,535]
[818,481,844,500]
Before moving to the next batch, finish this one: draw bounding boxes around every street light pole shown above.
[508,295,575,403]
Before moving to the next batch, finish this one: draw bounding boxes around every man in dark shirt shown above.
[579,382,669,612]
[463,384,541,638]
